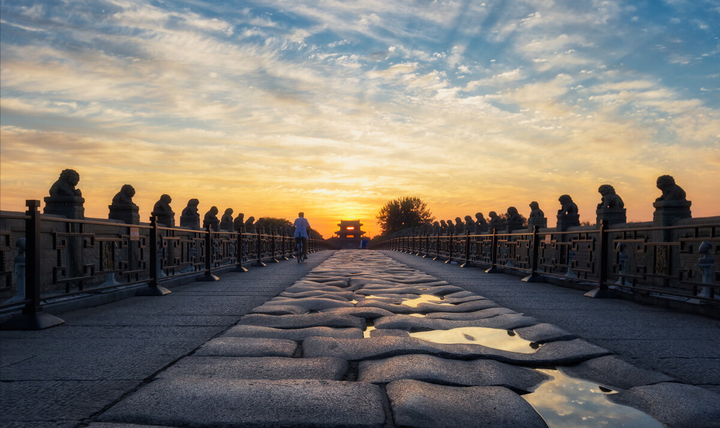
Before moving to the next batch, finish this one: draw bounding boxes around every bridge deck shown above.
[1,250,718,428]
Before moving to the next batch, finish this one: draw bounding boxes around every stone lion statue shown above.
[529,201,544,220]
[558,195,578,216]
[203,206,219,225]
[111,184,137,207]
[597,184,624,209]
[49,169,82,197]
[234,213,245,232]
[153,194,173,214]
[655,175,686,202]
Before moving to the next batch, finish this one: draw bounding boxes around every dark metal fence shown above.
[0,200,332,329]
[374,222,720,308]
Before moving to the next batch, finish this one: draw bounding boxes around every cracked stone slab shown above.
[370,329,410,338]
[239,313,366,329]
[98,378,386,428]
[355,285,466,296]
[223,325,363,340]
[261,297,355,311]
[358,294,483,305]
[282,285,355,295]
[559,355,676,390]
[195,337,298,357]
[373,313,537,330]
[251,304,308,315]
[386,380,548,428]
[88,424,179,428]
[303,336,611,366]
[357,299,500,314]
[514,323,577,343]
[359,354,549,393]
[607,383,720,428]
[279,290,357,300]
[157,356,348,381]
[425,307,517,320]
[319,307,396,319]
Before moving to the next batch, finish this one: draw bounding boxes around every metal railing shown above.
[0,200,332,329]
[374,222,720,306]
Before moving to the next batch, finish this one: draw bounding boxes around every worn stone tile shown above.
[319,307,396,319]
[514,323,577,343]
[158,356,348,381]
[386,380,548,428]
[357,299,500,314]
[425,307,517,320]
[373,313,537,331]
[251,304,308,315]
[279,290,357,300]
[238,313,366,329]
[559,355,676,390]
[0,380,138,421]
[99,378,386,428]
[355,285,465,295]
[303,336,611,365]
[370,329,410,338]
[359,354,549,393]
[0,422,78,428]
[262,297,355,310]
[88,424,178,428]
[608,382,720,428]
[223,325,363,340]
[195,337,297,357]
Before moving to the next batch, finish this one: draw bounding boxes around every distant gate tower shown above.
[335,220,366,249]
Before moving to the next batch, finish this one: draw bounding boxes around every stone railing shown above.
[373,218,719,317]
[0,200,333,330]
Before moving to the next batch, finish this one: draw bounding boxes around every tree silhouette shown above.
[376,196,434,236]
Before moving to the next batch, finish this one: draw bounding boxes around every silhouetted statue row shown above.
[387,176,691,237]
[42,169,277,234]
[43,169,692,233]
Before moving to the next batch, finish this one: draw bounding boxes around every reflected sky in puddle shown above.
[401,294,452,307]
[523,369,663,428]
[409,327,538,353]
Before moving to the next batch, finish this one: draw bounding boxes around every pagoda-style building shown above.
[335,220,367,249]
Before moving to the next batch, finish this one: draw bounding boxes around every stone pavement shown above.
[386,251,720,396]
[2,250,720,428]
[0,251,334,428]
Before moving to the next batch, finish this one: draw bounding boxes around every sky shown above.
[1,0,719,238]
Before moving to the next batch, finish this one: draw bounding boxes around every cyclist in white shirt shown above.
[293,212,310,260]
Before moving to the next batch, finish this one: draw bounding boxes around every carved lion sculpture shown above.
[529,201,544,220]
[234,213,245,231]
[655,175,686,202]
[558,195,578,216]
[597,185,624,209]
[221,208,233,223]
[111,184,137,207]
[49,169,82,197]
[153,194,173,214]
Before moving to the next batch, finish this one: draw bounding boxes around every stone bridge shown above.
[1,250,719,428]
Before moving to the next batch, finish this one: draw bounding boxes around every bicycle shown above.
[296,238,305,263]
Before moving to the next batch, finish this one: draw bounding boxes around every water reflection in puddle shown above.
[409,327,538,353]
[401,294,452,307]
[523,369,663,428]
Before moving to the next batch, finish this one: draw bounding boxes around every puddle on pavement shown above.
[523,369,663,428]
[401,294,452,307]
[409,327,539,353]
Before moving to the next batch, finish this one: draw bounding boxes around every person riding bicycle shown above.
[293,212,310,261]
